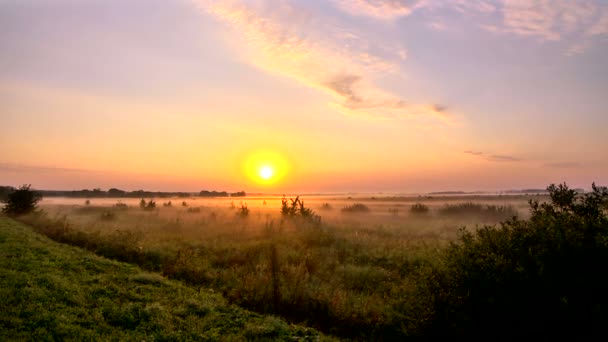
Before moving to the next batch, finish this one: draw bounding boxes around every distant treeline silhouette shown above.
[0,186,246,198]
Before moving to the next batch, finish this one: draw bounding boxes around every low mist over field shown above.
[1,0,607,339]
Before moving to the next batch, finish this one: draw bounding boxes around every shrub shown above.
[1,184,41,216]
[238,203,249,218]
[140,199,156,211]
[319,203,333,210]
[437,202,517,221]
[281,196,321,225]
[341,203,370,213]
[114,201,128,209]
[426,183,608,337]
[410,203,429,215]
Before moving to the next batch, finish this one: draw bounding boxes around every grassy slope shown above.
[0,217,327,341]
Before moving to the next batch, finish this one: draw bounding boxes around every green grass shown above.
[0,216,327,341]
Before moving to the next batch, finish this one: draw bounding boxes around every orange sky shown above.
[1,0,607,193]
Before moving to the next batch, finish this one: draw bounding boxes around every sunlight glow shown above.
[242,150,289,186]
[259,166,274,180]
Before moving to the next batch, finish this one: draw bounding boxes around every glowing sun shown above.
[242,150,289,185]
[259,166,274,180]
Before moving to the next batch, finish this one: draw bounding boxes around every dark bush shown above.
[319,203,333,211]
[410,203,429,215]
[281,196,320,225]
[238,203,249,218]
[140,199,156,211]
[437,202,517,221]
[426,183,608,337]
[341,203,371,213]
[1,184,41,216]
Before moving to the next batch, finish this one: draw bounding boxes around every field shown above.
[0,216,326,341]
[17,194,539,339]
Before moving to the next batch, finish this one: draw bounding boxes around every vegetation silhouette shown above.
[410,203,429,215]
[12,182,608,339]
[1,184,41,216]
[341,203,370,213]
[423,183,608,337]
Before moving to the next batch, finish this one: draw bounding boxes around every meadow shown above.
[19,193,533,339]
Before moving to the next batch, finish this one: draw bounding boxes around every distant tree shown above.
[108,188,126,197]
[2,184,42,216]
[231,191,247,197]
[0,186,15,201]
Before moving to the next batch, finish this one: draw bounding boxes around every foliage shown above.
[437,202,517,221]
[0,217,325,341]
[238,203,250,218]
[113,201,128,210]
[0,186,15,201]
[410,203,429,215]
[426,183,608,337]
[281,196,321,225]
[341,203,371,213]
[139,199,156,211]
[1,184,41,216]
[319,203,333,210]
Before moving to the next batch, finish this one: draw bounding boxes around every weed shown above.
[341,203,371,213]
[410,203,429,215]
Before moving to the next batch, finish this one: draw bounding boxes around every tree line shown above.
[0,186,246,199]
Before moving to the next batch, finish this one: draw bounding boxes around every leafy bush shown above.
[238,203,249,218]
[140,199,156,211]
[341,203,370,213]
[437,202,517,221]
[426,183,608,337]
[113,201,128,209]
[1,184,41,216]
[410,203,429,215]
[281,196,320,225]
[319,203,333,211]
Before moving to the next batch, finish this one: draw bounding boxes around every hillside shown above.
[0,217,327,341]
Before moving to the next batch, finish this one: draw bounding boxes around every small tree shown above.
[2,184,42,216]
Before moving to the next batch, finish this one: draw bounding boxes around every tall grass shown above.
[17,195,545,338]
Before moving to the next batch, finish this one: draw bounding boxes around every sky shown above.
[1,0,607,193]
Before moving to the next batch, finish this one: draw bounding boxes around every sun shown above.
[242,150,289,185]
[259,166,274,180]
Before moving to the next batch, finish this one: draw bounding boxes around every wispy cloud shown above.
[0,163,91,174]
[332,0,423,20]
[196,0,449,121]
[332,0,608,55]
[487,154,521,162]
[464,151,522,162]
[500,0,597,41]
[544,162,582,168]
